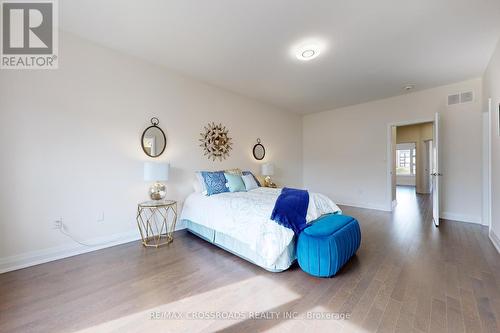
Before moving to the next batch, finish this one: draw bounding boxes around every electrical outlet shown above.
[97,211,105,222]
[53,218,63,230]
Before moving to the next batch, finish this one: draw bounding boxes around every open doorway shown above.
[395,122,434,196]
[388,119,440,225]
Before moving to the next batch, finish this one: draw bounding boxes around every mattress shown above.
[184,220,296,272]
[180,187,341,271]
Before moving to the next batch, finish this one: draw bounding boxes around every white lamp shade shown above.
[261,163,275,176]
[144,162,169,181]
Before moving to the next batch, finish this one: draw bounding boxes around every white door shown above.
[422,140,432,193]
[432,113,441,226]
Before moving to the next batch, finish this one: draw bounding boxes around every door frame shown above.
[484,98,492,228]
[386,118,434,211]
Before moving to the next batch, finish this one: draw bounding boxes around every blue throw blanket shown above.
[271,188,310,235]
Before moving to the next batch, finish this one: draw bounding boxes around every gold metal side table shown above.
[136,200,177,248]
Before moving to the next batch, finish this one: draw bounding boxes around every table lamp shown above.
[144,162,169,200]
[261,163,275,187]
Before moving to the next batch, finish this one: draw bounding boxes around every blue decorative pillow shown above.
[201,171,229,196]
[242,171,260,187]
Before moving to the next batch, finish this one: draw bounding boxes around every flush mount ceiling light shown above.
[296,44,321,61]
[403,84,416,92]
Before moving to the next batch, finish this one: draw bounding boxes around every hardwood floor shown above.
[1,186,499,333]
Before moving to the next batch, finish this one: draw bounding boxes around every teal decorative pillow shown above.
[224,173,246,192]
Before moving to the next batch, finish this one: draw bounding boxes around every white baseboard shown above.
[441,212,482,225]
[336,201,391,212]
[336,203,482,224]
[0,220,189,274]
[489,229,500,254]
[0,230,141,274]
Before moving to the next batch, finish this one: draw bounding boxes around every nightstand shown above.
[136,200,177,248]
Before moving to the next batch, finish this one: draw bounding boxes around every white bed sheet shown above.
[180,187,341,267]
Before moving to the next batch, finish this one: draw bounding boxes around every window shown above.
[396,144,416,175]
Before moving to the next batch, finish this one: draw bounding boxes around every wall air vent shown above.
[460,91,474,103]
[447,90,474,106]
[447,94,460,106]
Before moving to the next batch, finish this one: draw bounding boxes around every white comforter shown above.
[180,187,341,266]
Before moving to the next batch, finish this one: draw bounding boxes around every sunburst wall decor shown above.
[199,122,233,161]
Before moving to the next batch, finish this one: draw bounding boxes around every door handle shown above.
[431,173,443,176]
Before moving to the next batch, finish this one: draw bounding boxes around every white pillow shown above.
[195,172,208,195]
[242,174,258,191]
[193,180,202,193]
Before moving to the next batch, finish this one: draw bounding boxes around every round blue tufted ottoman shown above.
[297,214,361,278]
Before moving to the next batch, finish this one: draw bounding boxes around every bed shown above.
[180,187,342,272]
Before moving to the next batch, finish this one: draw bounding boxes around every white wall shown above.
[0,32,303,270]
[396,175,416,187]
[303,78,483,223]
[483,38,500,252]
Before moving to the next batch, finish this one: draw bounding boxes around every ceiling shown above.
[61,0,500,114]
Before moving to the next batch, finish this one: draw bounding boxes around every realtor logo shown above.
[1,0,58,69]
